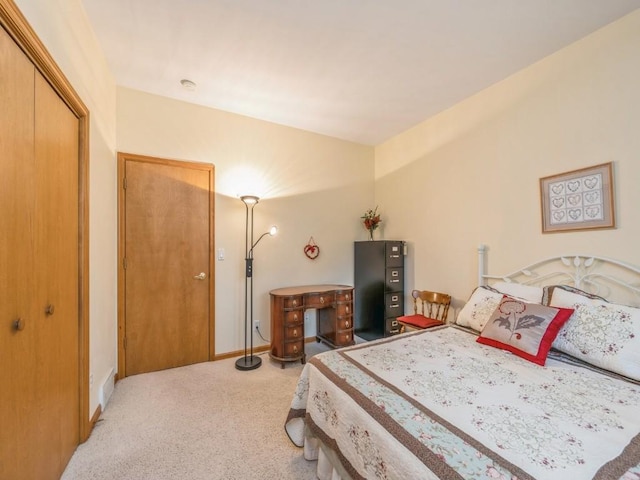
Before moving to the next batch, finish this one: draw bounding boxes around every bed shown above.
[285,246,640,480]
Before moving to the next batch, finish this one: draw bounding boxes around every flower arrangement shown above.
[361,206,381,240]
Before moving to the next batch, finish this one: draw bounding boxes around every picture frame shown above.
[540,162,615,233]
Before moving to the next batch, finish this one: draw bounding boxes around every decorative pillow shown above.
[456,286,504,332]
[548,288,640,381]
[477,296,574,366]
[542,284,606,306]
[492,281,544,304]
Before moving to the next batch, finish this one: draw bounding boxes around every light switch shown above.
[217,248,225,261]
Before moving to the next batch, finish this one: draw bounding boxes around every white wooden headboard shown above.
[477,244,640,307]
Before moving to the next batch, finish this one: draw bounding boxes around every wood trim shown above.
[212,337,318,361]
[117,152,216,379]
[0,0,91,442]
[89,404,102,432]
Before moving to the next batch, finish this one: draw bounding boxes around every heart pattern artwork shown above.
[547,172,605,225]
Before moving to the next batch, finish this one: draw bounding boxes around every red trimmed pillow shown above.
[477,296,574,366]
[397,314,444,329]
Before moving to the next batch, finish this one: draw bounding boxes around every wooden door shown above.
[0,24,80,480]
[0,23,38,480]
[119,154,214,376]
[34,70,80,477]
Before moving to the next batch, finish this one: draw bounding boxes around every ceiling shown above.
[81,0,639,146]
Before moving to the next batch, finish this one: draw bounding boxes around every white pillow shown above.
[456,286,503,332]
[492,281,543,304]
[549,288,640,381]
[457,283,543,332]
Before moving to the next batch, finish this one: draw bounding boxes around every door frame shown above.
[0,0,91,441]
[117,152,216,379]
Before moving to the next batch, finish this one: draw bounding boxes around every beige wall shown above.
[15,0,118,415]
[375,10,640,317]
[116,88,375,354]
[13,0,640,418]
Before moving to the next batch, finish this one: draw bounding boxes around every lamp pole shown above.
[235,196,277,371]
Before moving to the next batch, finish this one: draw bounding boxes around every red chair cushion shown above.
[397,314,444,329]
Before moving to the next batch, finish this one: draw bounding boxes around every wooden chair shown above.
[397,289,451,333]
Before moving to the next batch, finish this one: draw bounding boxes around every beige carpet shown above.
[62,345,329,480]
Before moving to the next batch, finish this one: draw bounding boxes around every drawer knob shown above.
[293,329,298,337]
[45,304,55,316]
[345,321,349,328]
[293,299,297,306]
[293,314,298,321]
[13,318,25,331]
[293,345,298,353]
[320,297,325,304]
[346,294,350,300]
[346,306,350,313]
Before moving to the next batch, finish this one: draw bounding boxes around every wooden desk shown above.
[269,284,354,368]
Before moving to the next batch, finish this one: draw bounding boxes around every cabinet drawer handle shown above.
[293,299,297,306]
[345,306,350,313]
[390,279,399,283]
[45,304,55,316]
[293,345,298,353]
[13,318,25,331]
[345,321,349,328]
[391,295,399,301]
[392,320,398,327]
[390,304,399,308]
[293,329,298,337]
[345,294,350,300]
[320,297,325,304]
[293,314,298,321]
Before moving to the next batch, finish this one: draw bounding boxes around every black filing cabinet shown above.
[354,240,405,341]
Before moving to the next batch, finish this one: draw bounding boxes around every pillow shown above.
[456,286,504,331]
[542,284,606,306]
[492,281,543,304]
[477,296,574,366]
[548,288,640,381]
[456,283,543,332]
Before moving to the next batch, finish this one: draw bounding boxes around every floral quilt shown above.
[285,327,640,480]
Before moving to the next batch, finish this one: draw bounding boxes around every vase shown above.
[368,229,375,241]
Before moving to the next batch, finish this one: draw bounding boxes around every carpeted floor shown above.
[62,344,330,480]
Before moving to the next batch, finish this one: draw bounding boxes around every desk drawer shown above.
[285,324,303,341]
[305,292,334,308]
[337,317,352,330]
[284,341,304,357]
[284,296,303,309]
[335,302,352,316]
[284,310,303,325]
[335,290,352,302]
[335,330,353,346]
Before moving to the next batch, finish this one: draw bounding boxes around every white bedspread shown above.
[285,327,640,480]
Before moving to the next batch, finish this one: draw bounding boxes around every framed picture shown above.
[540,162,615,233]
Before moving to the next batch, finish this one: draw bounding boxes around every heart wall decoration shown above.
[304,237,320,260]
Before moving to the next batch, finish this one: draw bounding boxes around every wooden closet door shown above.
[0,25,79,480]
[33,71,80,478]
[0,24,38,480]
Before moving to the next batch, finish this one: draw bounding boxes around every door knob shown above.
[13,318,25,331]
[194,272,207,280]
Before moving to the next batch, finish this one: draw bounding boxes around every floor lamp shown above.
[235,195,277,371]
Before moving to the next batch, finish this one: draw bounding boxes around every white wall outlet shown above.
[89,373,94,386]
[304,312,310,322]
[254,319,260,329]
[217,248,225,261]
